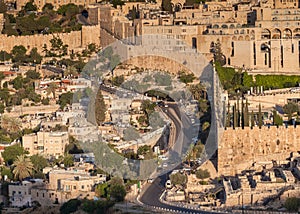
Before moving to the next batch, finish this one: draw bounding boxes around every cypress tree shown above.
[233,103,237,129]
[95,90,106,125]
[251,110,255,128]
[226,101,231,128]
[241,99,245,129]
[258,103,263,128]
[244,99,249,127]
[237,98,240,127]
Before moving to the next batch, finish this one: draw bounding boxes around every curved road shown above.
[140,104,222,214]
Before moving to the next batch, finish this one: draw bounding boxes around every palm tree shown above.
[46,82,58,99]
[12,155,34,181]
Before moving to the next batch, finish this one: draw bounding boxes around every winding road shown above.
[139,104,223,214]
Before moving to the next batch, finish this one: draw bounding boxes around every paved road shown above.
[140,104,220,214]
[139,175,220,214]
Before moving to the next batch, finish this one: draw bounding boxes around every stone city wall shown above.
[100,28,117,48]
[0,25,100,54]
[218,126,300,176]
[123,55,192,75]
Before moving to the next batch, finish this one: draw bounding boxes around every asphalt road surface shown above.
[140,104,221,213]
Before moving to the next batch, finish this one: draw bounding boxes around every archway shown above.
[261,29,271,39]
[272,28,281,39]
[283,28,292,39]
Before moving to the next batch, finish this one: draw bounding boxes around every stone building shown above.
[31,169,106,205]
[22,131,69,158]
[8,180,44,207]
[99,0,300,74]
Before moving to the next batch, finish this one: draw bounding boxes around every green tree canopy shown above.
[11,45,27,63]
[0,166,13,180]
[0,0,7,13]
[0,88,10,105]
[23,1,37,11]
[81,199,114,214]
[58,92,73,109]
[170,172,187,187]
[95,182,109,198]
[0,102,5,113]
[30,154,48,172]
[28,48,42,64]
[111,0,125,8]
[273,110,283,126]
[109,177,126,202]
[195,169,210,180]
[42,3,54,11]
[283,102,299,121]
[95,90,106,125]
[60,199,81,214]
[162,0,172,12]
[2,144,28,165]
[63,154,74,167]
[284,197,300,212]
[213,39,226,66]
[178,71,195,84]
[112,75,124,87]
[0,51,11,62]
[26,70,40,79]
[57,3,79,18]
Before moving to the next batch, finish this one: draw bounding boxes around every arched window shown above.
[271,28,281,39]
[261,29,271,39]
[283,28,292,39]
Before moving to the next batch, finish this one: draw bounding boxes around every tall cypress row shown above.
[241,99,245,129]
[233,103,237,129]
[258,103,263,128]
[226,101,231,128]
[237,98,240,127]
[244,99,249,127]
[251,110,255,128]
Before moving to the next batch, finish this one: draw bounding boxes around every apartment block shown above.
[22,131,69,158]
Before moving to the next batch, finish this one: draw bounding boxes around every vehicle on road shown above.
[165,180,172,189]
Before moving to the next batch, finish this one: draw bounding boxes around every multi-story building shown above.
[31,169,106,205]
[8,179,44,208]
[99,0,300,74]
[22,131,69,157]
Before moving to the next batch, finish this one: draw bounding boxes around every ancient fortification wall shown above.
[218,126,300,176]
[100,28,117,48]
[123,55,191,75]
[0,25,100,54]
